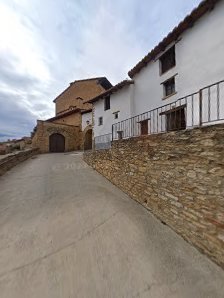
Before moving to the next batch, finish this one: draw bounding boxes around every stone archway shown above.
[49,133,65,152]
[84,129,93,150]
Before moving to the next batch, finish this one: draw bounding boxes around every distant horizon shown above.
[0,133,30,143]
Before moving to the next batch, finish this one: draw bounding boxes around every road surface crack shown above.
[0,211,118,278]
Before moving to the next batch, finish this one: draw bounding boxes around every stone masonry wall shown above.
[84,124,224,267]
[0,148,39,176]
[55,79,105,115]
[51,112,81,127]
[32,120,81,153]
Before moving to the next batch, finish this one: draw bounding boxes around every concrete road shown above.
[0,153,223,298]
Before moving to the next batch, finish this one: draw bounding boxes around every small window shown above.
[166,107,186,131]
[104,96,110,110]
[160,46,176,74]
[98,117,103,126]
[114,112,119,119]
[163,77,175,98]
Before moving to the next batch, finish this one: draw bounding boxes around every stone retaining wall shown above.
[84,124,224,267]
[0,149,39,176]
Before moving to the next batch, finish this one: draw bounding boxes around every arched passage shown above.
[49,133,65,152]
[84,129,92,150]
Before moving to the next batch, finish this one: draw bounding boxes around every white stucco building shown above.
[126,0,224,136]
[88,80,134,148]
[89,0,224,145]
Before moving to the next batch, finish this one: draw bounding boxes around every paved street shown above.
[0,153,223,298]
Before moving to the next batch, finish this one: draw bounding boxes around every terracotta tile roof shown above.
[88,80,134,103]
[128,0,220,78]
[47,108,81,122]
[74,77,109,83]
[53,77,112,103]
[81,109,92,114]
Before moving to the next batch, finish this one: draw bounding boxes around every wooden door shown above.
[84,130,92,150]
[49,133,65,152]
[140,120,148,135]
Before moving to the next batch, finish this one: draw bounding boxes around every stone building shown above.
[32,77,112,153]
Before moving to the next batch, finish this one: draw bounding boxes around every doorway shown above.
[49,133,65,152]
[84,129,92,150]
[140,120,149,135]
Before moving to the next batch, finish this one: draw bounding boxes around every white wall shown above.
[82,112,92,131]
[93,1,224,140]
[93,85,133,140]
[132,1,224,128]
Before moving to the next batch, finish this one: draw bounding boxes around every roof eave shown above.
[88,80,134,104]
[128,0,220,78]
[47,108,81,122]
[52,77,112,103]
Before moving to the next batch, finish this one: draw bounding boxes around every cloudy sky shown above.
[0,0,201,141]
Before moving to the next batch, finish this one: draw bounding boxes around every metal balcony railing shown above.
[112,79,224,140]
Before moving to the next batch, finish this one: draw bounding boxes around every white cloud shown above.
[0,2,50,82]
[0,0,202,140]
[73,1,145,83]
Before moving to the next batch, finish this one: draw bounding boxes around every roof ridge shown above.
[72,76,107,83]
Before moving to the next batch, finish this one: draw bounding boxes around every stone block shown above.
[83,124,224,268]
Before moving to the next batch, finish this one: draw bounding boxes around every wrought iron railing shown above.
[94,133,112,150]
[112,79,224,140]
